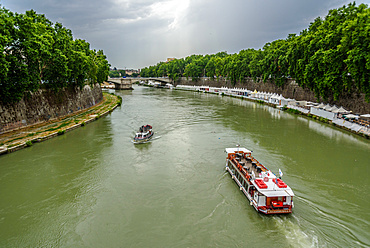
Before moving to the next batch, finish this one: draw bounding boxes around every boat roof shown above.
[225,147,252,154]
[260,189,294,197]
[135,131,150,135]
[251,178,295,197]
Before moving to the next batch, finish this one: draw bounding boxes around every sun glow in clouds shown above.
[110,0,189,30]
[150,0,190,30]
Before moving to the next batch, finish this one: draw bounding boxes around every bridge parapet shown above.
[106,77,173,89]
[107,78,135,90]
[138,77,173,87]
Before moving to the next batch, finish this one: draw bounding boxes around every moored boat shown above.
[225,147,294,214]
[133,125,154,144]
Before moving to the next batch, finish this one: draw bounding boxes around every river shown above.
[0,85,369,247]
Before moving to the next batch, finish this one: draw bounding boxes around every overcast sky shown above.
[1,0,369,69]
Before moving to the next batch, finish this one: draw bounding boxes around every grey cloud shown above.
[1,0,367,69]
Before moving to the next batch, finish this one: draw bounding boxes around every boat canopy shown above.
[225,148,252,154]
[260,189,294,197]
[135,130,152,139]
[251,178,295,197]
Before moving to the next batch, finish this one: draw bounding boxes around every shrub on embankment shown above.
[0,7,110,104]
[109,93,122,106]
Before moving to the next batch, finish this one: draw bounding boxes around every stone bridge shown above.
[106,77,173,89]
[106,78,135,90]
[143,77,172,84]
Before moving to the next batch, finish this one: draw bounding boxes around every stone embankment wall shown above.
[0,84,103,134]
[174,77,370,114]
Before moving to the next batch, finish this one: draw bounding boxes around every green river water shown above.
[0,85,369,248]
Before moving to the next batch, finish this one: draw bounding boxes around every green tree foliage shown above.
[140,2,370,101]
[94,50,110,85]
[0,7,110,103]
[285,2,370,100]
[259,40,289,86]
[109,69,126,78]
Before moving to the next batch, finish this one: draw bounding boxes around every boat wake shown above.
[131,135,161,144]
[272,215,318,248]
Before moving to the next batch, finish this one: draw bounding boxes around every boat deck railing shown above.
[233,153,266,178]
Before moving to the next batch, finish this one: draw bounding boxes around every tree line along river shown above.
[0,85,369,247]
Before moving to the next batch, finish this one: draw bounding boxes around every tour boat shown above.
[133,125,154,144]
[225,147,294,214]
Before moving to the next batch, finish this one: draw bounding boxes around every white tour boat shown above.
[225,147,294,214]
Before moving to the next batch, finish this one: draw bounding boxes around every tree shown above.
[0,7,110,103]
[69,39,90,88]
[95,50,110,84]
[0,7,20,102]
[42,22,73,90]
[157,62,168,77]
[167,60,180,81]
[341,4,370,100]
[184,59,203,80]
[205,57,217,78]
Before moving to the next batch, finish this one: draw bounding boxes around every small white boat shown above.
[225,147,294,214]
[133,125,154,144]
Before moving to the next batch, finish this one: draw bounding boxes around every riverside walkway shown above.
[0,93,121,155]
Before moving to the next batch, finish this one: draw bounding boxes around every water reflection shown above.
[307,119,370,148]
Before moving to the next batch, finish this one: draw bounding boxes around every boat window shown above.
[248,186,254,195]
[254,192,258,201]
[258,195,266,206]
[243,180,247,188]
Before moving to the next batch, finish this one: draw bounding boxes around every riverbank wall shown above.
[173,77,370,114]
[0,84,103,134]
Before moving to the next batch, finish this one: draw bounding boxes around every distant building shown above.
[125,69,140,76]
[167,58,175,62]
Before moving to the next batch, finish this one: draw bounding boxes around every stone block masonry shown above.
[0,84,103,134]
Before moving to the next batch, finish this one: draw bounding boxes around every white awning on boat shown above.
[225,148,252,154]
[260,189,295,197]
